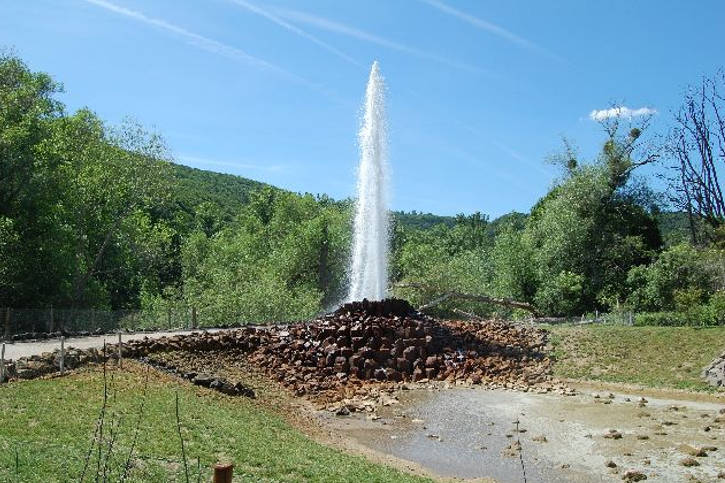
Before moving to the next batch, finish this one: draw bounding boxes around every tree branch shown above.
[395,282,540,316]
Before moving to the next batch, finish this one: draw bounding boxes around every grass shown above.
[548,324,725,392]
[0,363,430,482]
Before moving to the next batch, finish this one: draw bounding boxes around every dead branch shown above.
[395,282,540,316]
[451,308,486,321]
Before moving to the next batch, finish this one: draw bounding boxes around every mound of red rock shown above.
[3,299,552,400]
[243,298,550,396]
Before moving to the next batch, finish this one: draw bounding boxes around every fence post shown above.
[167,307,172,330]
[628,311,633,326]
[117,332,122,368]
[191,307,197,329]
[60,336,65,375]
[1,343,5,383]
[49,305,54,333]
[213,463,233,483]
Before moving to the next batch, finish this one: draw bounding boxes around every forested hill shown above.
[169,163,459,230]
[169,161,688,242]
[170,163,266,220]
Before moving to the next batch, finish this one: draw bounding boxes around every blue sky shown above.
[2,1,723,217]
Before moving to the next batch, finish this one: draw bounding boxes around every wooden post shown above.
[117,332,122,368]
[60,336,65,375]
[191,307,197,329]
[628,311,633,326]
[167,307,172,329]
[49,305,54,333]
[213,463,233,483]
[0,343,5,383]
[4,308,11,339]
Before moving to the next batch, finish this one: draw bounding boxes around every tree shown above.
[42,111,172,306]
[667,69,725,244]
[522,119,662,315]
[0,53,69,306]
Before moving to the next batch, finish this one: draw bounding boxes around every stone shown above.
[622,470,647,481]
[703,351,725,388]
[680,457,699,467]
[191,373,215,387]
[678,444,707,457]
[502,441,521,457]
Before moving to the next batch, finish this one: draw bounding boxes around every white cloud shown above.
[272,7,488,74]
[589,106,657,121]
[177,154,287,173]
[227,0,361,67]
[419,0,564,63]
[82,0,304,83]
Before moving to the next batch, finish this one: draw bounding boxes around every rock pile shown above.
[3,299,552,400]
[703,351,725,388]
[244,299,550,396]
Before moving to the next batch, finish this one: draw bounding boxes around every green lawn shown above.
[0,363,430,482]
[548,325,725,392]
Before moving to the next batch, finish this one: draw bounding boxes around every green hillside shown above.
[169,162,267,220]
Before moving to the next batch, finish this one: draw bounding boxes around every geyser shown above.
[348,61,390,302]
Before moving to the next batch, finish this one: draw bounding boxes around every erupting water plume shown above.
[347,61,390,302]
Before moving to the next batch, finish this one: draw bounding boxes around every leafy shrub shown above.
[634,311,689,326]
[634,302,725,327]
[534,271,585,316]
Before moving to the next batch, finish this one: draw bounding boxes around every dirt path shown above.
[1,328,228,360]
[320,384,725,482]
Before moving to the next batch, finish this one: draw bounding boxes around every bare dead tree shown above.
[666,70,725,243]
[395,282,539,316]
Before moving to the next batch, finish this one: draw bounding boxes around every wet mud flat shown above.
[320,385,725,482]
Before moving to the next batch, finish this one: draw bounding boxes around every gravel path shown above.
[1,329,227,361]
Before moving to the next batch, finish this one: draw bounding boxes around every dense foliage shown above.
[2,53,724,326]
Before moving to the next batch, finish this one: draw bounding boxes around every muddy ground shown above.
[150,349,724,482]
[320,383,725,482]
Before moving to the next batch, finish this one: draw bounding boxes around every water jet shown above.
[348,61,390,302]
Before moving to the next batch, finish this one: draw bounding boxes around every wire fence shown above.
[0,303,645,342]
[527,310,636,326]
[0,306,200,341]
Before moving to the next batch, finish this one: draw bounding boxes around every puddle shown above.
[320,387,725,482]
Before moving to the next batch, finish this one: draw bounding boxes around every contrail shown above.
[273,7,490,75]
[420,0,565,63]
[227,0,361,67]
[82,0,309,84]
